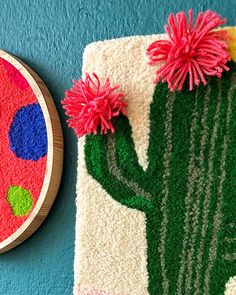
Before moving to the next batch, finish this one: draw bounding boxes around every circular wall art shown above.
[0,50,63,253]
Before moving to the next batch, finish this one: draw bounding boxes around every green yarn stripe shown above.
[176,86,208,295]
[85,62,236,295]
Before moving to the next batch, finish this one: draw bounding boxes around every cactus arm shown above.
[113,115,150,188]
[85,126,154,212]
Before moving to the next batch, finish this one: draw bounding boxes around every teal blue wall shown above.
[0,1,235,294]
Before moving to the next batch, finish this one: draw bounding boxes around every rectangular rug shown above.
[73,31,236,295]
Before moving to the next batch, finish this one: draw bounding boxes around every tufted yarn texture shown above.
[7,186,33,217]
[75,36,236,295]
[75,288,126,295]
[0,57,47,242]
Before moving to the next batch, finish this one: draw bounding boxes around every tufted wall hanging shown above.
[62,10,236,295]
[0,50,63,253]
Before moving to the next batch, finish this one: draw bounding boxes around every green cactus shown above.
[85,63,236,295]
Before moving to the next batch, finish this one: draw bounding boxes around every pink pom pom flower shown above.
[147,9,230,91]
[62,73,127,138]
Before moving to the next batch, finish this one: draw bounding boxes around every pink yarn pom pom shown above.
[62,73,127,138]
[147,9,230,91]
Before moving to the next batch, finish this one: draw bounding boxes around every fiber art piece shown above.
[63,10,236,295]
[0,50,63,253]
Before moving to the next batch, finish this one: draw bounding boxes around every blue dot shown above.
[9,103,48,161]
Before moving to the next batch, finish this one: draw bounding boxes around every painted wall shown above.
[0,1,235,294]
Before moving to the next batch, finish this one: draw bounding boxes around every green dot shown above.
[7,186,33,217]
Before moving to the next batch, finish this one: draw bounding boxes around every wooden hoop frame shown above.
[0,50,63,253]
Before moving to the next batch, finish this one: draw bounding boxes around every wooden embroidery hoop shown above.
[0,50,63,253]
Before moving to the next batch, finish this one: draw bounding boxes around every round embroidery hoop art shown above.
[0,50,63,253]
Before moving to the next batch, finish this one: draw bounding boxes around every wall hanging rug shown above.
[0,50,63,253]
[71,13,236,295]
